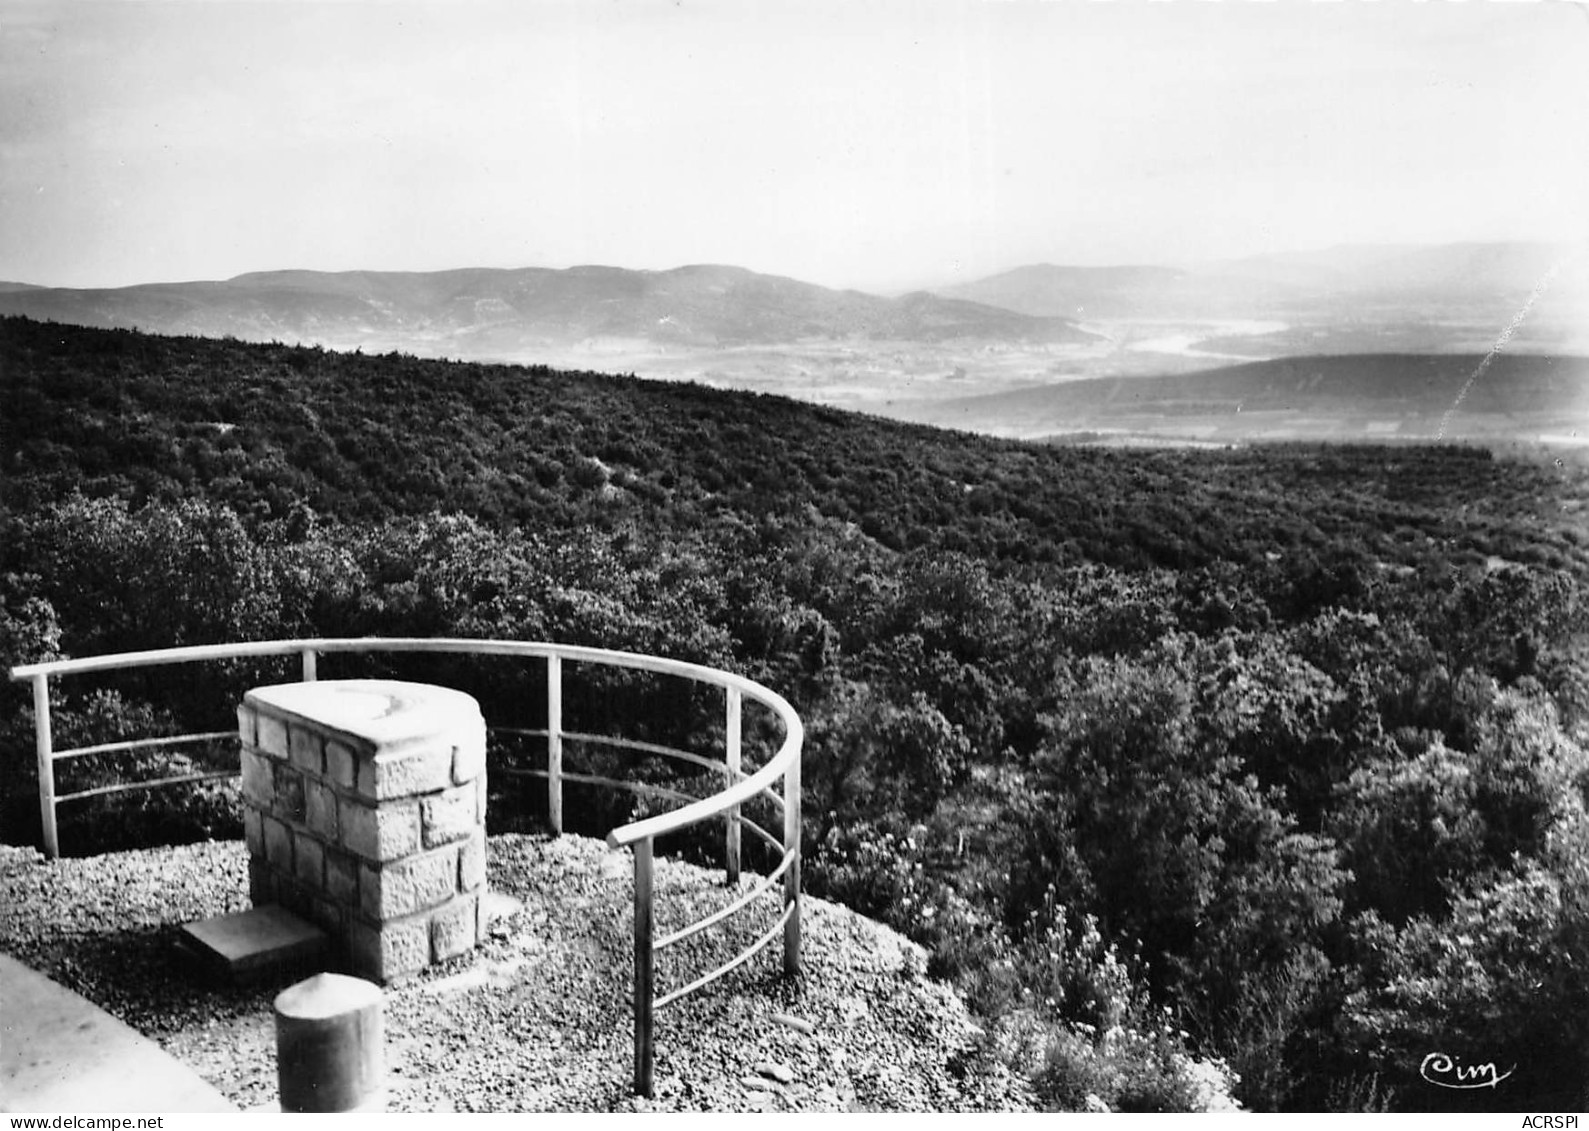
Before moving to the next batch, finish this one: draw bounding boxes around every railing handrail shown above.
[9,636,803,852]
[11,636,803,1099]
[10,635,788,704]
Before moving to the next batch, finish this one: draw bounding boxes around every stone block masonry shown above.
[238,679,488,983]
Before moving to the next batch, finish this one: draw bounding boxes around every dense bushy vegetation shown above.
[3,317,1587,1111]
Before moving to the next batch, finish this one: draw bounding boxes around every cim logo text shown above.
[1419,1051,1514,1091]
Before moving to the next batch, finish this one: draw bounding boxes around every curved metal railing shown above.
[8,637,803,1097]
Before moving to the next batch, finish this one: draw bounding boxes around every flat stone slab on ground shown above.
[178,903,329,980]
[481,889,523,925]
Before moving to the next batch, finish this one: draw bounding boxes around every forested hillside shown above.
[3,317,1587,1112]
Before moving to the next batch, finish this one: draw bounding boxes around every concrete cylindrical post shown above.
[275,972,386,1113]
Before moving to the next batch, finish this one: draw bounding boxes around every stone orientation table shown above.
[237,679,488,983]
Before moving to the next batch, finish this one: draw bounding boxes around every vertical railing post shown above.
[300,648,318,682]
[724,686,741,884]
[782,748,801,978]
[546,653,563,835]
[32,674,58,859]
[633,836,655,1098]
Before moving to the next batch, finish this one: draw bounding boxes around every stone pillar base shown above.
[239,680,488,983]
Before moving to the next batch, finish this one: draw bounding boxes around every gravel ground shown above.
[0,837,1034,1112]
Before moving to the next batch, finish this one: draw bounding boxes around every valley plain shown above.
[4,241,1585,448]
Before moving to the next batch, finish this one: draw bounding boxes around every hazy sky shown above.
[2,0,1587,292]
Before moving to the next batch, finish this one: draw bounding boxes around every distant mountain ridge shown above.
[893,352,1589,445]
[0,263,1097,355]
[929,264,1191,319]
[6,243,1582,416]
[935,241,1588,328]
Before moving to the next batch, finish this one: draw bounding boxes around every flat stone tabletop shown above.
[244,680,483,749]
